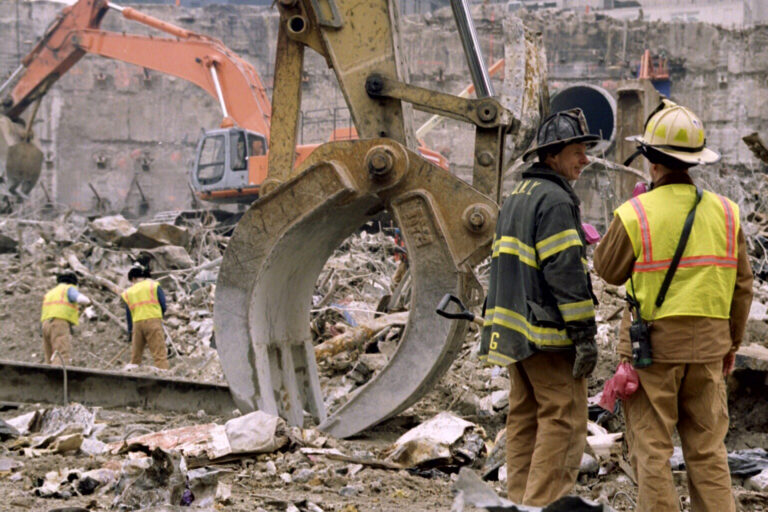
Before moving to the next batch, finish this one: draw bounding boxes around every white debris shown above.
[384,412,478,467]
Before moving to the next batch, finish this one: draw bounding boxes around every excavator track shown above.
[215,139,494,438]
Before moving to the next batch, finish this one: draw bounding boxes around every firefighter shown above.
[40,272,91,364]
[480,108,600,506]
[122,266,169,369]
[594,100,753,512]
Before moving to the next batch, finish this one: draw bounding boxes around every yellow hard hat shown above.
[627,99,720,165]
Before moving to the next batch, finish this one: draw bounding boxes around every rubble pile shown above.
[0,211,226,381]
[0,208,766,510]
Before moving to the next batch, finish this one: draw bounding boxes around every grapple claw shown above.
[215,139,495,437]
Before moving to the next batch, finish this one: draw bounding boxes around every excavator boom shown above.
[3,0,271,135]
[1,0,280,203]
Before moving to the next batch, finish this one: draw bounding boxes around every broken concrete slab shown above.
[735,344,768,372]
[129,222,190,248]
[90,215,136,244]
[146,245,194,270]
[746,468,768,493]
[0,418,19,440]
[383,412,484,468]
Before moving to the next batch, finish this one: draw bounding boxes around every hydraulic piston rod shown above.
[449,0,494,98]
[208,64,230,120]
[0,65,24,97]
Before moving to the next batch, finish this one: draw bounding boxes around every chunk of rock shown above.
[746,468,768,492]
[90,215,136,243]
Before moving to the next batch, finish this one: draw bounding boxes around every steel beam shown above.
[0,360,235,415]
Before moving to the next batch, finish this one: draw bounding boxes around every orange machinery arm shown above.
[2,0,272,139]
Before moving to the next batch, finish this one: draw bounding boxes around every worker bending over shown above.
[594,100,753,512]
[122,266,169,369]
[480,109,600,506]
[40,272,91,364]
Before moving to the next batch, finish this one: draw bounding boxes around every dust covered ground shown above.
[0,203,767,511]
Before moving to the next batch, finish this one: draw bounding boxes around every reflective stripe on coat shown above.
[615,184,738,320]
[122,280,162,322]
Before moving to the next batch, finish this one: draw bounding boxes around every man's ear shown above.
[649,163,660,180]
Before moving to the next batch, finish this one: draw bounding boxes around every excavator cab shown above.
[190,127,267,204]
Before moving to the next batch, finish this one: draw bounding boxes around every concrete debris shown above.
[0,233,17,253]
[121,222,191,249]
[145,244,194,269]
[0,418,19,440]
[112,448,186,509]
[89,215,137,244]
[0,198,765,509]
[106,410,289,464]
[383,412,485,468]
[743,132,768,164]
[746,468,768,493]
[0,457,23,476]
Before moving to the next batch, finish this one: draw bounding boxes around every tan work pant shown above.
[130,318,169,369]
[42,318,72,364]
[505,351,587,506]
[624,361,734,512]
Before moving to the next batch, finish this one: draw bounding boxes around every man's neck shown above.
[653,170,693,188]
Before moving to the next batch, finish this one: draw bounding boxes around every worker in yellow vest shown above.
[122,266,169,369]
[594,100,753,512]
[40,272,91,364]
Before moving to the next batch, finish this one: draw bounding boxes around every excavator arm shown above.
[214,0,547,438]
[2,0,271,137]
[0,0,282,203]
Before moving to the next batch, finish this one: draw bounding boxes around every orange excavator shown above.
[0,0,447,205]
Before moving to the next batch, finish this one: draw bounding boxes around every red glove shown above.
[632,182,649,197]
[598,361,639,412]
[581,223,601,245]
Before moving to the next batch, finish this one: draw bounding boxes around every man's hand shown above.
[570,328,598,379]
[723,351,736,376]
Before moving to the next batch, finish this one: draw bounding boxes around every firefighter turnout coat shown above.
[480,164,597,365]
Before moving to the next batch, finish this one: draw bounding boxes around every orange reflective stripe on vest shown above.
[41,284,79,325]
[122,279,163,322]
[717,194,737,259]
[616,185,738,321]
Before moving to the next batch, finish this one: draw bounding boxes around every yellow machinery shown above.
[215,0,547,438]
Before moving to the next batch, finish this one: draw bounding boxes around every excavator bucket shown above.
[0,116,43,196]
[215,140,494,438]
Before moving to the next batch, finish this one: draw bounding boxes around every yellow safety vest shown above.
[122,279,162,322]
[616,184,738,321]
[41,284,80,326]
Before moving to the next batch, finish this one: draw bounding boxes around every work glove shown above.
[570,327,598,379]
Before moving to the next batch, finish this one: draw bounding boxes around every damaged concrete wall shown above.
[1,2,767,215]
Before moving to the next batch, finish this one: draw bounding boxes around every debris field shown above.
[0,205,766,511]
